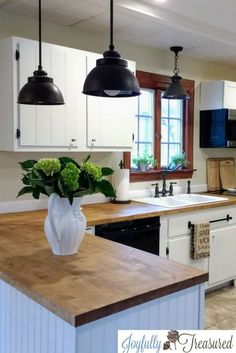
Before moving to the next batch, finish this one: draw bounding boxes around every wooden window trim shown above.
[124,70,195,183]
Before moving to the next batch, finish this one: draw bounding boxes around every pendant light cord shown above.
[38,0,42,70]
[173,52,179,75]
[109,0,114,51]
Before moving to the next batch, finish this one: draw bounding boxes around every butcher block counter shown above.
[0,208,208,353]
[83,194,236,225]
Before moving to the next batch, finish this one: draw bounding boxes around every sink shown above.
[173,194,228,204]
[132,197,190,208]
[132,194,228,208]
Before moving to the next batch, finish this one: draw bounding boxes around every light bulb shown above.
[104,90,121,97]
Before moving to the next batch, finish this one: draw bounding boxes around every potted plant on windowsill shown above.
[17,156,115,256]
[132,151,157,171]
[168,151,189,170]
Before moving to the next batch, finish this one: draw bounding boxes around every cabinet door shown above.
[209,225,236,285]
[17,39,86,149]
[223,81,236,109]
[200,80,236,110]
[64,48,87,150]
[168,235,209,273]
[86,53,136,149]
[200,81,224,110]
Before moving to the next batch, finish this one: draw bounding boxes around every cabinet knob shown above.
[71,138,76,142]
[91,138,96,142]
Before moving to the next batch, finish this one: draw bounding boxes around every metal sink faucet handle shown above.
[169,182,177,196]
[187,180,191,194]
[151,183,160,198]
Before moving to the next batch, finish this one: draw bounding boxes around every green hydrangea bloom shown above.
[81,161,102,181]
[35,158,61,176]
[60,162,80,192]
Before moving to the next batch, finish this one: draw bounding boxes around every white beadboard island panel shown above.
[76,284,204,353]
[0,279,204,353]
[0,280,76,353]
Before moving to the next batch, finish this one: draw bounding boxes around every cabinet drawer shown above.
[168,206,236,238]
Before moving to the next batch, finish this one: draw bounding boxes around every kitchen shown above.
[0,0,236,352]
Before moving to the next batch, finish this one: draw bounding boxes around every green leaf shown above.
[44,185,54,196]
[17,186,33,198]
[38,187,48,196]
[57,180,66,196]
[32,189,40,199]
[68,195,73,205]
[19,160,37,171]
[95,180,115,197]
[59,157,77,168]
[101,167,113,176]
[73,189,90,197]
[21,174,30,185]
[31,168,44,180]
[32,180,47,188]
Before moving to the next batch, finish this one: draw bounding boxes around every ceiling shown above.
[1,0,236,66]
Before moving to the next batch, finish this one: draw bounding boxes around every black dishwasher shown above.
[95,217,160,255]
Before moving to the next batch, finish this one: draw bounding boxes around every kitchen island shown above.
[0,211,208,353]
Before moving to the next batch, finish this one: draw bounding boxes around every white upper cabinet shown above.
[0,37,87,151]
[200,80,236,110]
[0,37,138,152]
[86,52,136,150]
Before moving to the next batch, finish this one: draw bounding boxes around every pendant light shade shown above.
[18,69,64,105]
[83,0,140,98]
[17,0,64,105]
[163,46,189,100]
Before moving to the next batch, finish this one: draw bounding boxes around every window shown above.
[161,93,183,166]
[132,88,155,168]
[124,71,194,182]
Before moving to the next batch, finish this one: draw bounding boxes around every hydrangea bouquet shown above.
[18,156,115,204]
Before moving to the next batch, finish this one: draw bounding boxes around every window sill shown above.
[130,169,195,182]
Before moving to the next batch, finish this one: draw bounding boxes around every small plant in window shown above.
[169,151,189,169]
[132,151,157,171]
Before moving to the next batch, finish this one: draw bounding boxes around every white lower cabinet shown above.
[161,205,236,288]
[209,225,236,285]
[168,235,209,273]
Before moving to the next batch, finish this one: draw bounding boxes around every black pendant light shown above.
[163,46,190,100]
[17,0,64,105]
[83,0,140,97]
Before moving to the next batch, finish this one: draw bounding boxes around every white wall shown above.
[1,10,236,203]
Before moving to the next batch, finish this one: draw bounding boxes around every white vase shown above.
[44,193,86,255]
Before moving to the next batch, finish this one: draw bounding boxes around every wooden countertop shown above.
[83,194,236,225]
[0,211,208,327]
